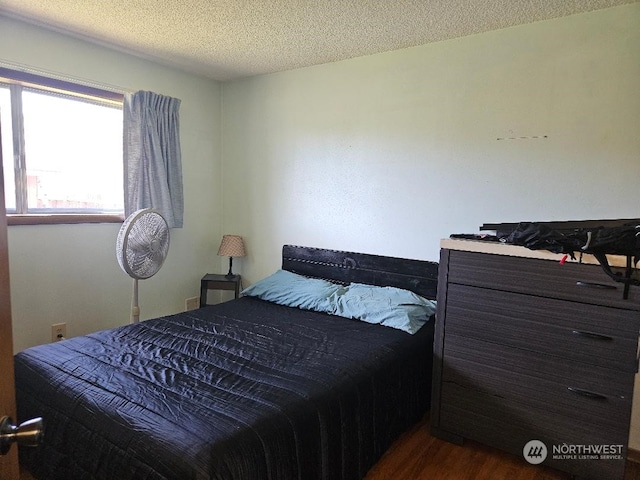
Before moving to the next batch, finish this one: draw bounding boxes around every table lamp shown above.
[217,235,246,278]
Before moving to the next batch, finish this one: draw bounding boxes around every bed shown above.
[15,245,438,480]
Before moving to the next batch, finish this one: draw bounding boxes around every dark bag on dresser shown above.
[502,221,640,299]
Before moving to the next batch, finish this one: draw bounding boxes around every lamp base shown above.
[225,257,234,278]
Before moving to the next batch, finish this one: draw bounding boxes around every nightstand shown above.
[199,274,242,307]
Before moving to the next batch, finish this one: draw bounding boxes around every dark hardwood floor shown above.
[365,416,640,480]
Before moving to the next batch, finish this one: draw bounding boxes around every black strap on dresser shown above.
[485,220,640,300]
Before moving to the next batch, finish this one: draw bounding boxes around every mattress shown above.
[15,296,434,480]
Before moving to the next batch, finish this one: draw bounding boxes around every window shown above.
[0,67,125,225]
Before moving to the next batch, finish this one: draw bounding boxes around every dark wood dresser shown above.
[431,240,640,480]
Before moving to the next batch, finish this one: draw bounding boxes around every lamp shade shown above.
[217,235,246,257]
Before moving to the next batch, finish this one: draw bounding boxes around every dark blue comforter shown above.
[15,296,433,480]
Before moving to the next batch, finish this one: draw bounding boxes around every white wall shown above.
[221,4,640,447]
[222,3,640,280]
[0,16,223,351]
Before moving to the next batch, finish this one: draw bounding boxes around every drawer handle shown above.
[567,387,607,401]
[571,330,613,341]
[576,280,617,290]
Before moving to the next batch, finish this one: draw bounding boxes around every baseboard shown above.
[628,448,640,464]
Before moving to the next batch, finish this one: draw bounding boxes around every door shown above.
[0,120,19,479]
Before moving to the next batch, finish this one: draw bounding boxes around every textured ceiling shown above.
[0,0,636,81]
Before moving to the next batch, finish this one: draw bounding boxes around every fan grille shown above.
[116,209,170,279]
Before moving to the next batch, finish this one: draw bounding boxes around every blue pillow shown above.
[241,269,345,311]
[333,283,436,334]
[242,271,436,335]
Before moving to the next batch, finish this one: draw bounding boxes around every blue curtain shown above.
[123,91,183,228]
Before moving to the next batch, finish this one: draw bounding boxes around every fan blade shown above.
[118,210,170,279]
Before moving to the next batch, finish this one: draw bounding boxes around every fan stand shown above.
[131,277,140,323]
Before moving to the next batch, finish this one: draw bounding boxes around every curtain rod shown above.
[0,60,133,96]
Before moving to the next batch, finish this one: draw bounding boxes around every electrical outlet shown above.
[185,296,200,311]
[51,323,66,342]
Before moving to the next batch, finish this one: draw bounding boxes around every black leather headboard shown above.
[281,245,438,300]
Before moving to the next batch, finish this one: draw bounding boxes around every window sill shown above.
[7,214,125,226]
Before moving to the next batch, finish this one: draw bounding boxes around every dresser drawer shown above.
[443,284,640,371]
[438,388,627,480]
[440,381,631,445]
[446,250,640,310]
[442,335,635,420]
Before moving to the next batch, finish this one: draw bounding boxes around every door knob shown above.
[0,416,44,455]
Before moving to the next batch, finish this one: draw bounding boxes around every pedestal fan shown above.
[116,209,170,323]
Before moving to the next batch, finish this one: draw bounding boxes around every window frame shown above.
[0,67,125,226]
